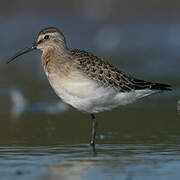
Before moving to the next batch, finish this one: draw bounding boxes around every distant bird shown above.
[7,27,171,153]
[177,100,180,114]
[9,88,68,119]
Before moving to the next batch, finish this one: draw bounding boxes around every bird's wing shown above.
[71,49,171,92]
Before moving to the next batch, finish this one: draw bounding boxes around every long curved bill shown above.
[6,43,37,64]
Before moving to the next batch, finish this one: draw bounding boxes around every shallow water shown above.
[0,96,180,180]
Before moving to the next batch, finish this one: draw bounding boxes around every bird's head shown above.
[6,27,67,64]
[35,27,67,51]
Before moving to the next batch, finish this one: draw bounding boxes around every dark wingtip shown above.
[150,83,172,91]
[132,79,172,91]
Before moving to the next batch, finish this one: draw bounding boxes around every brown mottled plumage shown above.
[70,49,171,92]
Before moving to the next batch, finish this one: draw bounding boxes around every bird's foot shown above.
[90,141,97,155]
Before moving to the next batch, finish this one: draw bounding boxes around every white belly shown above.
[45,71,156,114]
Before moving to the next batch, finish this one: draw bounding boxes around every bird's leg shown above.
[90,114,98,153]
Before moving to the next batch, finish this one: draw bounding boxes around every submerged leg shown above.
[90,114,98,153]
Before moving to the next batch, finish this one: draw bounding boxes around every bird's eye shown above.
[44,35,49,40]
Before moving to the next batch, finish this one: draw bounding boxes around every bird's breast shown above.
[43,66,118,113]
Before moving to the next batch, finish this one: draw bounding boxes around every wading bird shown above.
[7,27,171,153]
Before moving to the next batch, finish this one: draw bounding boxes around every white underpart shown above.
[45,70,159,114]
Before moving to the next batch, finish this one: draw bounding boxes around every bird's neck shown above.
[41,46,72,76]
[42,46,70,66]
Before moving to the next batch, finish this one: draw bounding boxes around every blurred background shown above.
[0,0,180,180]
